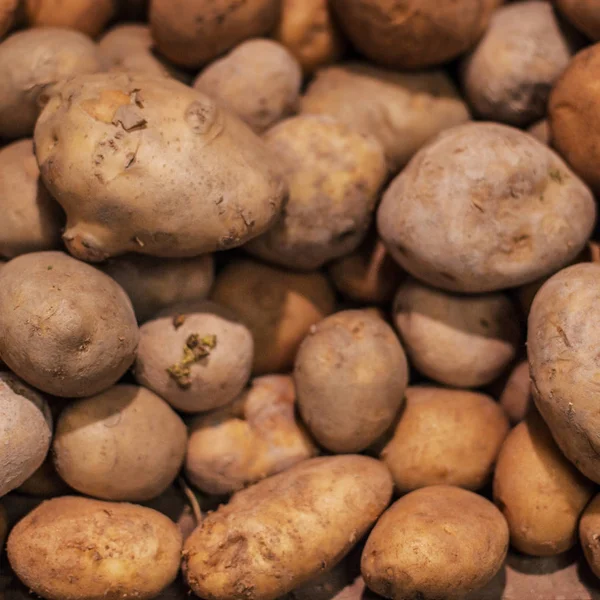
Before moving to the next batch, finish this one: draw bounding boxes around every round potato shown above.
[528,119,550,145]
[184,455,393,600]
[498,360,533,424]
[378,122,596,293]
[362,485,509,600]
[392,277,521,387]
[0,0,18,38]
[7,496,182,600]
[580,494,600,579]
[0,251,139,397]
[555,0,600,41]
[211,258,336,374]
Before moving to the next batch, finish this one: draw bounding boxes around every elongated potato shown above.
[580,494,600,579]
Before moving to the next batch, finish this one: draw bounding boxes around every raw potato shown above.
[0,27,104,139]
[493,412,594,556]
[183,455,393,600]
[18,455,70,497]
[362,485,509,600]
[301,63,470,172]
[0,371,52,497]
[194,39,302,134]
[580,495,600,579]
[135,301,253,413]
[185,375,317,495]
[378,122,596,293]
[528,119,550,145]
[295,310,408,453]
[0,251,139,397]
[0,0,18,38]
[555,0,600,41]
[34,73,287,261]
[101,254,214,323]
[498,361,533,425]
[149,0,281,69]
[7,496,182,600]
[246,115,387,270]
[392,278,521,387]
[0,139,64,259]
[211,259,336,374]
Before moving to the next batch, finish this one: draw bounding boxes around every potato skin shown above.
[555,0,600,41]
[378,122,596,293]
[580,494,600,578]
[0,251,139,397]
[183,455,393,600]
[34,73,287,262]
[7,496,182,600]
[361,485,509,600]
[498,360,533,425]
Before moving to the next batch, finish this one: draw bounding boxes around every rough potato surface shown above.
[555,0,600,41]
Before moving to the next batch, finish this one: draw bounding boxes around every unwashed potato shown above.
[7,496,182,600]
[0,251,139,397]
[555,0,600,41]
[378,122,596,293]
[211,258,336,374]
[183,455,393,600]
[185,374,317,495]
[0,27,104,140]
[361,485,509,600]
[0,0,18,38]
[392,277,521,387]
[194,39,302,134]
[301,63,470,172]
[528,119,550,145]
[580,494,600,579]
[246,115,387,270]
[498,360,533,425]
[295,310,408,453]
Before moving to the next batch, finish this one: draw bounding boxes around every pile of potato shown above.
[2,1,600,599]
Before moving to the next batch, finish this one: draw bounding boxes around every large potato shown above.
[7,496,182,600]
[378,122,596,293]
[0,251,139,397]
[183,455,393,600]
[580,494,600,579]
[555,0,600,41]
[34,73,287,262]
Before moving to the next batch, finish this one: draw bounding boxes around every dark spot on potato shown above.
[185,100,218,135]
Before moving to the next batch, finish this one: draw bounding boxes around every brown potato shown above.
[528,119,550,145]
[0,0,18,38]
[498,360,533,424]
[362,485,509,600]
[580,494,600,579]
[0,251,139,397]
[7,496,182,600]
[211,258,336,374]
[555,0,600,41]
[183,455,393,600]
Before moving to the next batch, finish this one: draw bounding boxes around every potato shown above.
[580,494,600,579]
[498,360,533,424]
[17,454,70,497]
[7,496,182,600]
[183,455,393,600]
[528,119,550,145]
[0,251,139,397]
[185,375,317,495]
[34,73,287,262]
[392,277,521,387]
[211,258,336,374]
[101,254,214,323]
[246,116,387,270]
[294,310,408,453]
[135,301,253,413]
[555,0,600,41]
[0,0,18,38]
[361,485,509,600]
[149,0,280,69]
[194,39,302,134]
[378,122,596,293]
[0,371,52,497]
[0,28,104,140]
[301,63,470,172]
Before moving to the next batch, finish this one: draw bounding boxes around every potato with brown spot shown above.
[555,0,600,41]
[580,494,600,579]
[498,360,533,424]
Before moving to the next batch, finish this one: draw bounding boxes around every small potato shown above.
[528,119,550,145]
[194,39,302,134]
[185,375,317,495]
[295,310,408,453]
[498,360,533,424]
[302,63,470,172]
[246,115,387,270]
[555,0,600,41]
[0,252,139,397]
[135,301,253,413]
[7,496,182,600]
[0,0,18,38]
[580,494,600,579]
[362,485,509,600]
[211,258,336,374]
[183,455,393,600]
[392,278,521,388]
[378,122,596,293]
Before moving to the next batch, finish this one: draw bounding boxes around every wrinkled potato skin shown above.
[0,28,104,139]
[0,0,18,38]
[247,116,387,270]
[528,119,550,145]
[184,456,393,600]
[498,361,533,425]
[211,259,336,374]
[555,0,600,41]
[7,496,182,600]
[194,39,302,134]
[185,375,317,495]
[34,73,287,262]
[0,252,139,397]
[378,122,596,293]
[362,486,509,600]
[302,63,470,172]
[580,494,600,579]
